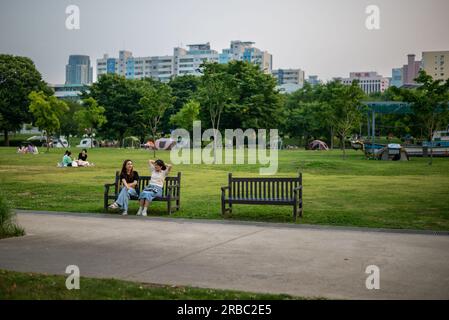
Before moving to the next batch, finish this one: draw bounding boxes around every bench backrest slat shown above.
[227,173,301,200]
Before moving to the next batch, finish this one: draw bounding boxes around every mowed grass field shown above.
[0,147,449,230]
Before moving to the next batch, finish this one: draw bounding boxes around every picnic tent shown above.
[308,140,329,150]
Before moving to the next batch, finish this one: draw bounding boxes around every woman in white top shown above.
[137,159,172,216]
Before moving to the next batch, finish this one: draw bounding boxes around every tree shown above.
[163,75,201,132]
[321,80,366,158]
[83,74,142,146]
[59,99,83,146]
[391,70,449,164]
[138,82,175,157]
[28,91,68,151]
[392,70,449,141]
[170,99,200,132]
[73,97,107,148]
[0,54,49,145]
[221,61,283,130]
[196,62,235,163]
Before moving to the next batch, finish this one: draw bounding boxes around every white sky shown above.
[1,0,448,84]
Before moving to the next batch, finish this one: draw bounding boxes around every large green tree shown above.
[28,91,69,151]
[196,63,235,162]
[170,99,200,132]
[59,99,83,146]
[83,74,144,145]
[322,80,366,157]
[73,97,107,148]
[391,70,449,141]
[0,54,49,145]
[137,81,175,156]
[163,75,201,132]
[221,61,283,130]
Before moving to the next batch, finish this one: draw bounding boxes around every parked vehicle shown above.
[26,136,69,148]
[77,138,98,148]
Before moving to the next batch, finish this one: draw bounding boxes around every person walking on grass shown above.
[137,159,172,216]
[108,159,139,216]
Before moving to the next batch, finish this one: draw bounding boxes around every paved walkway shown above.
[1,210,448,299]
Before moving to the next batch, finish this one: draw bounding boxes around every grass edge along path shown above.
[0,269,318,300]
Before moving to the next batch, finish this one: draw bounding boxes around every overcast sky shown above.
[1,0,448,84]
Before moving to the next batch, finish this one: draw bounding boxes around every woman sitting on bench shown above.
[137,159,172,216]
[108,159,139,216]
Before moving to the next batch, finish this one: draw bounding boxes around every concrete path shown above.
[1,210,448,299]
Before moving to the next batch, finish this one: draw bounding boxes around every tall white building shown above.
[173,43,219,76]
[272,69,304,86]
[339,72,390,94]
[97,41,273,82]
[97,50,174,82]
[272,69,305,94]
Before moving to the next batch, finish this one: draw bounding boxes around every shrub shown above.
[0,195,25,238]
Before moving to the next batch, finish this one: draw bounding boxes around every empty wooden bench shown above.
[104,171,181,214]
[221,173,303,220]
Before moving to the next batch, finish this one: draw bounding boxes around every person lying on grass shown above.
[108,159,139,215]
[137,159,172,216]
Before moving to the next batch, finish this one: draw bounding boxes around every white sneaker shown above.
[136,207,143,216]
[108,202,119,209]
[142,210,147,217]
[121,210,128,216]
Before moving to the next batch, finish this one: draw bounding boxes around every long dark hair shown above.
[121,159,133,177]
[155,159,167,171]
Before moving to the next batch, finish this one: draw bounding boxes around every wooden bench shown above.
[104,171,181,214]
[221,173,303,220]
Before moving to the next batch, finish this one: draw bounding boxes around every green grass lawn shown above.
[0,269,301,300]
[0,147,449,230]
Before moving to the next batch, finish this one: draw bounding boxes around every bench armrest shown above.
[221,186,229,197]
[104,183,116,191]
[293,186,303,192]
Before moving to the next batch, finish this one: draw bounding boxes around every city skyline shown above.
[1,0,448,84]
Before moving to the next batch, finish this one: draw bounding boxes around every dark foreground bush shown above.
[0,195,25,239]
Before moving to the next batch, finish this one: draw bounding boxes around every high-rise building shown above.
[272,69,304,86]
[96,51,174,82]
[422,51,449,81]
[96,41,273,82]
[306,75,321,86]
[390,68,403,87]
[66,55,93,85]
[173,43,219,76]
[339,72,390,94]
[402,54,421,85]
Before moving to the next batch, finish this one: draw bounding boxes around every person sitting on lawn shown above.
[62,150,73,167]
[108,159,139,216]
[137,159,172,216]
[76,149,93,167]
[17,145,27,154]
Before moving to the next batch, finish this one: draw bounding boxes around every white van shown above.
[77,138,98,148]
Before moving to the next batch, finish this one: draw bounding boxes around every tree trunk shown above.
[3,129,9,146]
[46,133,50,152]
[330,127,334,150]
[341,134,346,159]
[152,129,157,158]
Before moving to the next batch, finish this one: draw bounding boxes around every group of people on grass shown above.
[108,159,172,216]
[17,144,39,154]
[60,149,94,167]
